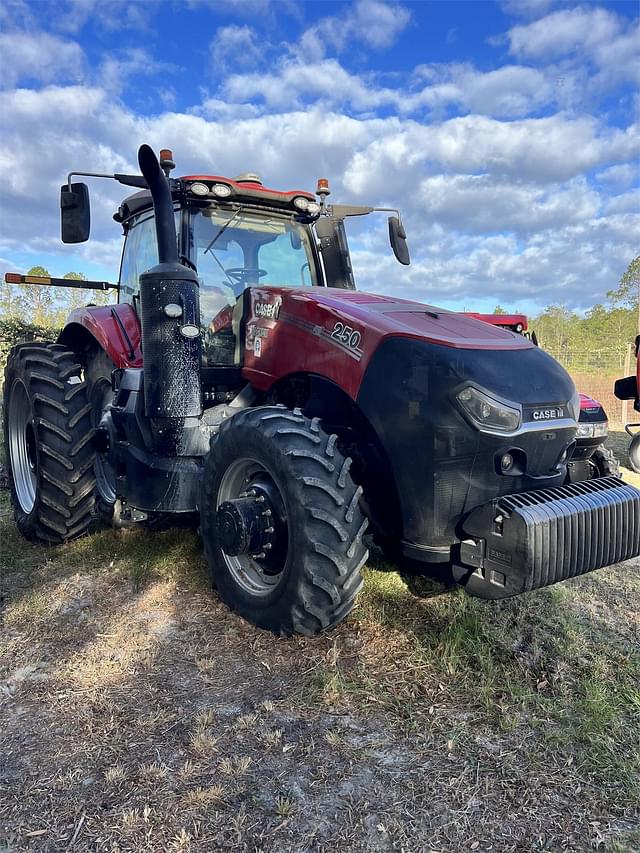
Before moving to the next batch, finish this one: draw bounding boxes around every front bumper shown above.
[457,476,640,599]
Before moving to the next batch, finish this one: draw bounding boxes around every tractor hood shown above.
[301,290,532,351]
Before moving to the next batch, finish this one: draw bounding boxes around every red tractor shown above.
[465,313,620,480]
[615,334,640,472]
[4,145,640,635]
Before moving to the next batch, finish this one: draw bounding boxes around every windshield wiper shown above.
[203,206,245,256]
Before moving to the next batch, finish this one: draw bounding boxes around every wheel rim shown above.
[92,378,116,505]
[8,379,37,514]
[216,457,288,597]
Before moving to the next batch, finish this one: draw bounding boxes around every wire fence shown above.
[549,345,635,427]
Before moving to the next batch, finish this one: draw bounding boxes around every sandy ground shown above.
[0,435,638,852]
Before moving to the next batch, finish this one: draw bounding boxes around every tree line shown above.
[0,266,111,327]
[1,258,638,365]
[491,256,638,369]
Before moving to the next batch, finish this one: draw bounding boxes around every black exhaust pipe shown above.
[138,144,179,264]
[136,144,202,451]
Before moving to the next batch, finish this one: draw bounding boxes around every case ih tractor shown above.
[4,145,640,636]
[465,313,620,481]
[615,334,640,472]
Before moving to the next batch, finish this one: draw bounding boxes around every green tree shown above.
[493,305,507,315]
[22,266,54,325]
[63,271,90,314]
[608,256,640,333]
[62,271,111,313]
[0,277,21,317]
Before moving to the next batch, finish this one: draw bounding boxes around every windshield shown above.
[190,206,318,365]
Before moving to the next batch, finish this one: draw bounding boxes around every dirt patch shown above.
[1,500,639,851]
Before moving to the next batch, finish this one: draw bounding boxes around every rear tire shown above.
[629,433,640,474]
[199,406,368,636]
[3,342,97,543]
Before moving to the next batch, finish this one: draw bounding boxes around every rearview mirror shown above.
[389,216,410,265]
[60,182,90,243]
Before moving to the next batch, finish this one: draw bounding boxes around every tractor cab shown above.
[115,177,323,366]
[107,156,408,369]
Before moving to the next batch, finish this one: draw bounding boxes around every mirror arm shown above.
[373,207,403,225]
[67,171,147,190]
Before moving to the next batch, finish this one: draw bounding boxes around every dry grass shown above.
[1,461,639,851]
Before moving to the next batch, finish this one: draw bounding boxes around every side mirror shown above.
[389,216,410,265]
[60,182,90,243]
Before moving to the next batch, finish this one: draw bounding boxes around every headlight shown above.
[576,422,609,439]
[293,196,310,211]
[212,183,232,198]
[456,386,521,433]
[190,181,209,196]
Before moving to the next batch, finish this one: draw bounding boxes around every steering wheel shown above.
[225,267,268,284]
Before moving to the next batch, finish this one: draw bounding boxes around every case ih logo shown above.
[532,407,564,421]
[255,300,281,319]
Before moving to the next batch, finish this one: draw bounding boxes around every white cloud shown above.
[506,6,622,60]
[0,31,85,88]
[416,175,600,234]
[500,0,557,18]
[186,0,275,14]
[54,0,159,34]
[209,25,263,72]
[596,163,640,190]
[297,0,411,60]
[98,48,177,95]
[223,58,399,112]
[413,63,555,117]
[604,189,640,215]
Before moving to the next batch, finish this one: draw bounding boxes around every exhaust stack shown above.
[136,145,202,450]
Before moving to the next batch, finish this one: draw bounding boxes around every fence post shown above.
[621,342,633,427]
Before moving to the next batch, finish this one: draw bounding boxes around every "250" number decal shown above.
[331,322,362,350]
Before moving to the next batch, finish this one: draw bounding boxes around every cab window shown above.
[119,211,180,302]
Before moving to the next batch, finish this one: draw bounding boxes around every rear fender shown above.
[57,304,142,367]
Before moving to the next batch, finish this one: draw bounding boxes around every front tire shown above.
[3,343,97,543]
[591,446,621,478]
[199,406,368,636]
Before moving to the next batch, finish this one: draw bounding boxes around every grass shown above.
[1,448,640,850]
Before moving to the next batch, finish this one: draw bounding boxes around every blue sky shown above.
[0,0,638,314]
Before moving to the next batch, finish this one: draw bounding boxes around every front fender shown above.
[58,304,142,367]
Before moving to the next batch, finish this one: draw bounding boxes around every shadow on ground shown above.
[1,490,639,851]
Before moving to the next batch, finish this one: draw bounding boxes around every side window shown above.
[119,216,157,302]
[258,231,314,286]
[119,211,179,302]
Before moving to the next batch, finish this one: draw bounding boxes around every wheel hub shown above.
[215,479,286,571]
